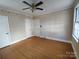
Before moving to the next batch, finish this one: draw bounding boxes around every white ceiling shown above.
[0,0,75,16]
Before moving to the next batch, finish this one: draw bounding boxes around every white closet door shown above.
[40,19,49,38]
[32,19,41,36]
[0,16,11,48]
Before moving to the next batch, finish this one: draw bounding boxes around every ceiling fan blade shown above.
[22,7,30,10]
[22,1,32,7]
[35,1,43,7]
[36,8,43,10]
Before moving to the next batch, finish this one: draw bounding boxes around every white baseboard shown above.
[36,35,71,43]
[46,36,70,43]
[9,35,33,45]
[71,42,78,59]
[0,35,33,48]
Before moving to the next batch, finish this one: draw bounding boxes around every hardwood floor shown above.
[0,36,76,59]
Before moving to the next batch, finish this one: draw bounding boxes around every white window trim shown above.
[73,3,79,43]
[72,34,78,42]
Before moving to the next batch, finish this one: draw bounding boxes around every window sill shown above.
[72,34,78,43]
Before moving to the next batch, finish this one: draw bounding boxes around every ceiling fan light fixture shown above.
[22,1,44,12]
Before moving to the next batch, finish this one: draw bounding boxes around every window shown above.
[73,6,79,42]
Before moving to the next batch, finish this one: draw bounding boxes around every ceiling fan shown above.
[22,1,44,12]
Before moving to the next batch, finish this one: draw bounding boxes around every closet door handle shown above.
[40,25,42,28]
[5,33,9,35]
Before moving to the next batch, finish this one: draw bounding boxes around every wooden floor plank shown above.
[0,36,76,59]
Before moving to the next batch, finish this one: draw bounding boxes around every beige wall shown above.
[33,8,73,42]
[0,10,32,44]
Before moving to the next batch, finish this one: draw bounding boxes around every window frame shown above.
[72,4,79,43]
